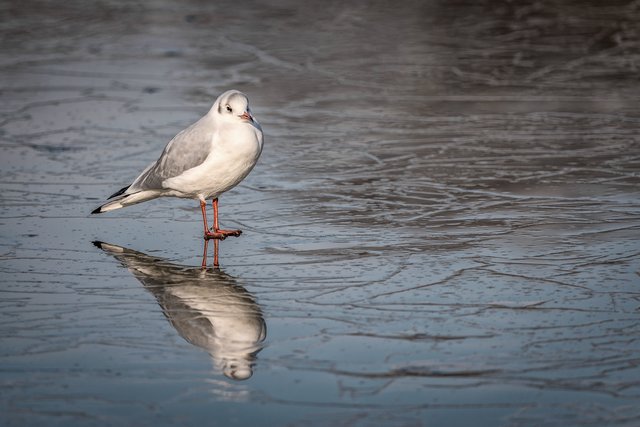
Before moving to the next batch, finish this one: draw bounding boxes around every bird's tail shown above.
[91,190,160,214]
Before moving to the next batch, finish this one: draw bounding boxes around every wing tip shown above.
[108,185,130,200]
[92,240,125,253]
[91,206,103,215]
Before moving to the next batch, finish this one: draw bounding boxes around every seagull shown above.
[92,90,263,240]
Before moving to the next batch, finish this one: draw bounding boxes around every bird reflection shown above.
[94,240,266,380]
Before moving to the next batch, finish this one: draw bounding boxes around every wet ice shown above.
[1,1,640,426]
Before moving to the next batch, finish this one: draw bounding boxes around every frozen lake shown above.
[1,1,640,426]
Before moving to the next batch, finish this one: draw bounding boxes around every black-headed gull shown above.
[92,90,263,240]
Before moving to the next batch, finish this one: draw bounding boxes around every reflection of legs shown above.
[201,238,209,269]
[200,198,242,240]
[213,239,219,268]
[201,238,220,269]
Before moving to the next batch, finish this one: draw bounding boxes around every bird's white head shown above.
[213,90,257,126]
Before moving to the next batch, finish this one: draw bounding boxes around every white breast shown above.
[163,121,263,198]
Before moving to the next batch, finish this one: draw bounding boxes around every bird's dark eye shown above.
[226,105,232,113]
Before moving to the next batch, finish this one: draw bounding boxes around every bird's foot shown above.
[204,229,242,240]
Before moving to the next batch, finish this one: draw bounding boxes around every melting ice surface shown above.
[1,1,640,426]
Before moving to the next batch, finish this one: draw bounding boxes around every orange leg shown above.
[200,198,242,240]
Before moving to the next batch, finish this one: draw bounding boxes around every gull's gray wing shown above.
[128,115,215,192]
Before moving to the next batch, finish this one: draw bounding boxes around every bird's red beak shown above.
[240,111,253,122]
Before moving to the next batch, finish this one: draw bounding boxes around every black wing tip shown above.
[91,206,103,214]
[92,240,105,249]
[108,185,130,200]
